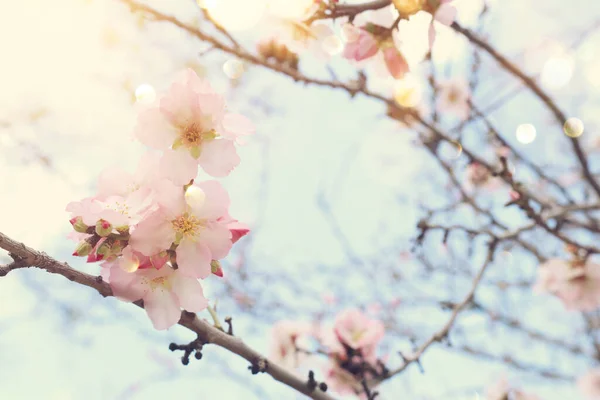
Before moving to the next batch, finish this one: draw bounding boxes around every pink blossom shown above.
[134,69,254,184]
[533,258,600,312]
[129,180,233,279]
[578,368,600,399]
[269,320,314,369]
[342,24,379,62]
[106,262,208,330]
[436,78,470,120]
[465,162,499,191]
[333,308,385,359]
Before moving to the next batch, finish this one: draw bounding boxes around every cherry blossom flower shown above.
[578,368,600,400]
[129,180,233,279]
[533,258,600,312]
[269,320,314,369]
[135,69,254,184]
[333,308,385,360]
[436,78,470,120]
[106,262,208,330]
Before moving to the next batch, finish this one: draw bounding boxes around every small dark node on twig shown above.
[415,358,425,374]
[319,382,328,392]
[95,275,103,283]
[361,379,379,400]
[248,358,268,375]
[169,337,205,366]
[224,316,234,335]
[307,370,318,391]
[376,359,389,378]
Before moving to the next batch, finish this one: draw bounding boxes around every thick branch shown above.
[0,231,336,400]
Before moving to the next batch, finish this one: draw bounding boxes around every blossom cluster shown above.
[269,308,386,396]
[257,0,457,81]
[534,257,600,312]
[66,69,254,330]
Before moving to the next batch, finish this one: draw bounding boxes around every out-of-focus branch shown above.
[0,231,336,400]
[451,22,600,199]
[368,239,499,388]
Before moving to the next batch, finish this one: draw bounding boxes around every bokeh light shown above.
[205,0,267,32]
[223,59,245,79]
[393,74,422,108]
[321,34,344,55]
[134,83,156,104]
[540,55,574,89]
[563,117,584,138]
[516,123,536,144]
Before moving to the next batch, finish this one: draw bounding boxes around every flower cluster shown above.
[269,308,387,396]
[533,257,600,312]
[66,69,254,330]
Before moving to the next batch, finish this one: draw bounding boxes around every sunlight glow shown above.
[393,74,422,107]
[541,55,574,89]
[516,124,536,144]
[134,83,156,104]
[205,0,267,31]
[223,59,245,79]
[563,117,584,138]
[322,34,344,55]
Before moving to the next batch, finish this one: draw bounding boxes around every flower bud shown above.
[95,241,112,260]
[392,0,425,16]
[115,225,130,235]
[211,260,224,277]
[69,216,89,233]
[72,240,92,257]
[95,219,113,237]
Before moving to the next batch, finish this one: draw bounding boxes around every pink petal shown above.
[97,167,133,198]
[229,221,250,244]
[143,289,181,330]
[171,271,209,312]
[175,240,212,279]
[382,46,409,79]
[428,22,436,49]
[159,149,199,186]
[221,113,255,140]
[108,264,147,302]
[199,222,233,260]
[198,139,240,178]
[135,107,177,150]
[193,180,230,219]
[129,211,175,256]
[152,178,186,218]
[356,32,379,61]
[435,4,457,26]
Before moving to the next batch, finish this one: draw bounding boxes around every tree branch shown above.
[0,231,336,400]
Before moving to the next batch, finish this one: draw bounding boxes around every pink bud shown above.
[509,190,521,201]
[211,260,224,277]
[229,222,250,244]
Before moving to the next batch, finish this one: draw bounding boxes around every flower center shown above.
[351,329,365,343]
[172,213,203,242]
[144,275,172,291]
[180,123,217,147]
[106,200,130,216]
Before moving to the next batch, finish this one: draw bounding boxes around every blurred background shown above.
[1,0,600,398]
